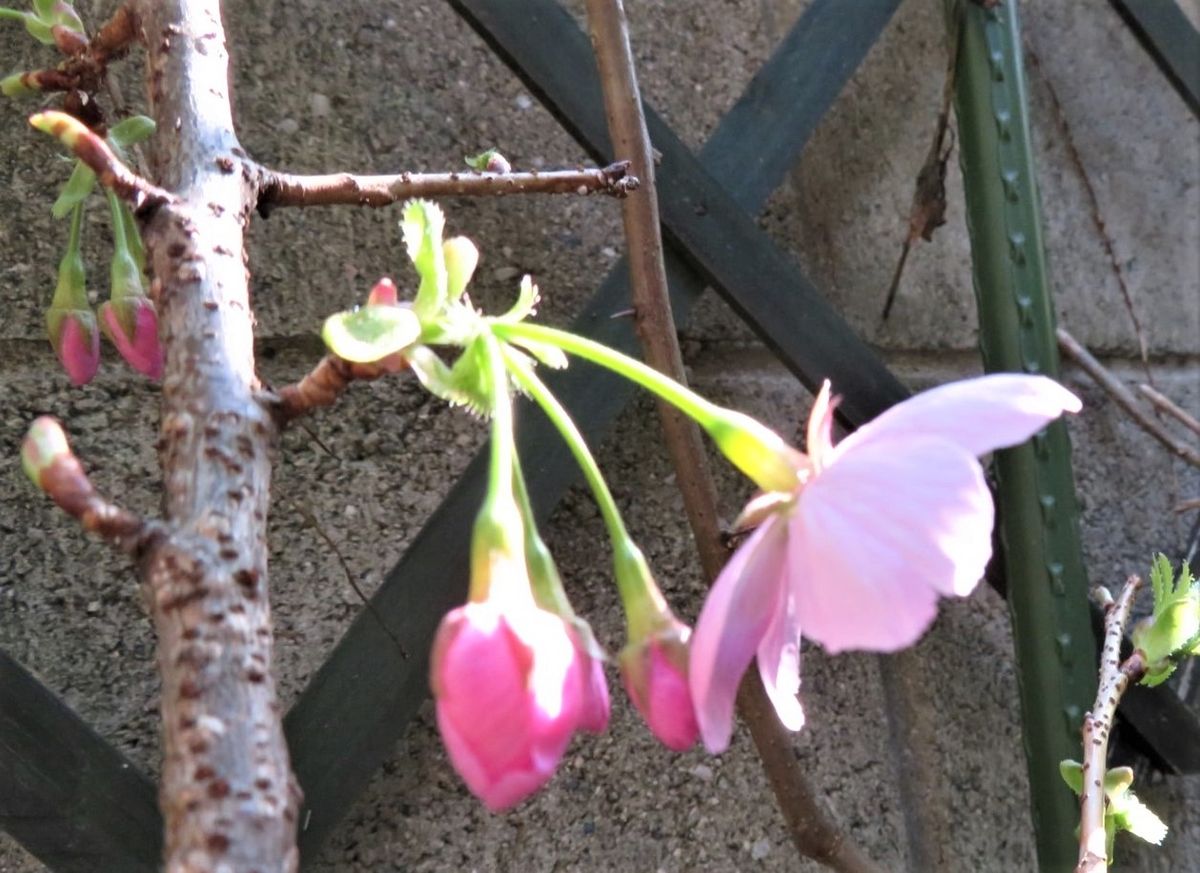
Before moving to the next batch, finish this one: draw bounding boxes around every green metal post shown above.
[947,2,1098,870]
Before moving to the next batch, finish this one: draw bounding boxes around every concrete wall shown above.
[1,1,1197,870]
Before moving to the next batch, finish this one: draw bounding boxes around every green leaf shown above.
[51,160,96,219]
[464,148,505,172]
[401,199,447,322]
[321,305,421,363]
[107,115,156,149]
[1059,759,1083,795]
[32,0,55,19]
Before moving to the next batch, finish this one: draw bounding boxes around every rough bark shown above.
[133,1,300,869]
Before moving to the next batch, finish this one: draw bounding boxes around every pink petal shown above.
[838,374,1081,459]
[58,315,100,386]
[689,514,790,753]
[756,570,805,731]
[101,300,163,379]
[793,436,993,653]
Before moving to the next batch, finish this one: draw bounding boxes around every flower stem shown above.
[493,320,719,427]
[481,332,514,506]
[501,343,664,626]
[501,343,628,546]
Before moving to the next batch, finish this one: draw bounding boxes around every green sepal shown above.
[443,236,478,302]
[321,305,421,363]
[1111,790,1168,846]
[107,115,156,149]
[401,199,448,322]
[52,159,96,218]
[406,341,491,416]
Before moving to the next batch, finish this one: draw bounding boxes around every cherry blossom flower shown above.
[689,374,1082,753]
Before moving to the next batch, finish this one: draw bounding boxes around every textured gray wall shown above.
[1,1,1197,871]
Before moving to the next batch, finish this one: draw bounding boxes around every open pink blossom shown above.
[689,374,1082,753]
[432,576,592,811]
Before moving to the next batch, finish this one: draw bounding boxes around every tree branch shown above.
[11,4,140,95]
[1057,328,1200,468]
[22,416,162,554]
[1077,578,1145,873]
[131,0,300,868]
[1138,383,1200,438]
[256,161,637,213]
[583,3,880,871]
[28,110,174,212]
[270,354,405,423]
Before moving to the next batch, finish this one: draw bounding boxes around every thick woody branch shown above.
[1077,578,1145,873]
[1057,328,1200,468]
[271,355,404,423]
[131,0,300,869]
[256,161,637,212]
[29,110,174,211]
[584,3,879,872]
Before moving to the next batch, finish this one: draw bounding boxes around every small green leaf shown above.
[51,160,96,218]
[107,115,156,149]
[1059,759,1084,795]
[33,0,56,19]
[401,199,448,322]
[321,305,420,363]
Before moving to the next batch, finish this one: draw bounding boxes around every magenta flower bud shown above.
[45,306,100,386]
[431,596,588,811]
[563,617,611,734]
[366,276,399,307]
[619,619,699,751]
[99,296,163,379]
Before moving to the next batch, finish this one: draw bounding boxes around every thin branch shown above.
[11,4,139,95]
[583,3,880,872]
[1077,578,1145,873]
[881,9,960,321]
[270,354,405,423]
[256,161,638,213]
[1138,383,1200,438]
[1025,46,1153,386]
[23,417,161,554]
[28,110,174,212]
[1057,328,1200,468]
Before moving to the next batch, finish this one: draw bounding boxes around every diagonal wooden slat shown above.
[0,650,161,873]
[1109,0,1200,117]
[286,0,904,859]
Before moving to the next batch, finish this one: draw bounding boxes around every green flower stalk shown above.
[45,203,99,385]
[492,320,805,493]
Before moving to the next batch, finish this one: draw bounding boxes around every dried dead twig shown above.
[584,2,881,872]
[1056,328,1200,468]
[1138,383,1200,438]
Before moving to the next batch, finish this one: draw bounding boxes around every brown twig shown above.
[271,354,404,423]
[29,110,174,212]
[1056,328,1200,468]
[881,10,960,321]
[1025,46,1153,386]
[1077,578,1146,873]
[23,417,162,554]
[12,4,139,95]
[1138,383,1200,438]
[583,2,880,871]
[256,162,638,213]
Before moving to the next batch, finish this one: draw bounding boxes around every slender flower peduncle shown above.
[467,331,526,604]
[501,344,631,548]
[510,450,572,617]
[53,200,87,308]
[492,320,805,492]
